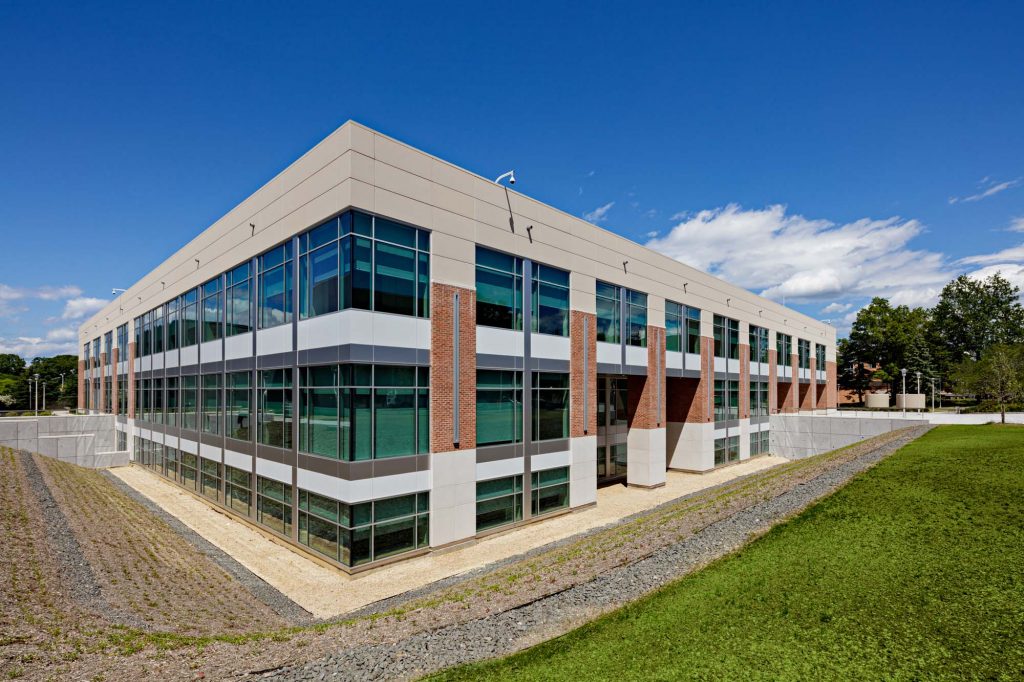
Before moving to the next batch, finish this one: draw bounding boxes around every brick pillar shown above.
[112,347,119,415]
[430,283,476,452]
[570,310,597,437]
[699,336,714,422]
[791,353,800,411]
[739,343,750,419]
[127,341,136,419]
[826,360,838,409]
[77,359,85,410]
[768,348,778,414]
[809,356,818,411]
[630,326,665,428]
[99,352,107,413]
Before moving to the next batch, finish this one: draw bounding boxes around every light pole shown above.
[60,372,66,391]
[900,368,907,417]
[42,383,46,412]
[930,377,936,411]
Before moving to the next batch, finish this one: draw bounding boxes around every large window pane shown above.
[476,247,522,330]
[532,264,569,336]
[258,369,292,449]
[226,371,251,441]
[476,370,523,446]
[374,242,416,315]
[532,372,569,441]
[596,281,620,343]
[374,388,416,458]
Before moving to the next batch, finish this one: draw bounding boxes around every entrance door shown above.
[596,376,628,484]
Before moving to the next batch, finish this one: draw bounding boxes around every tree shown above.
[836,338,872,403]
[26,355,78,408]
[847,298,933,402]
[950,344,1024,424]
[931,273,1024,372]
[0,353,25,376]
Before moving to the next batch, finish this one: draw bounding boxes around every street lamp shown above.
[916,371,921,395]
[33,373,40,416]
[900,368,907,417]
[930,376,936,411]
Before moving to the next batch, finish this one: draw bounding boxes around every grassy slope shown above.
[432,425,1024,681]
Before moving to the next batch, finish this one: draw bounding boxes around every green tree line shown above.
[838,273,1024,412]
[0,354,78,411]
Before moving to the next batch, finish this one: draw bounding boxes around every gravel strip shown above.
[18,450,149,630]
[272,426,931,681]
[102,468,314,626]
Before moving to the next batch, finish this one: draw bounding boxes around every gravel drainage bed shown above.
[271,426,931,682]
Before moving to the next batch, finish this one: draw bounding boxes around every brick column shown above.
[570,310,597,437]
[809,356,818,411]
[99,352,108,413]
[430,283,476,452]
[112,347,119,415]
[127,341,137,419]
[791,352,800,412]
[700,336,714,421]
[77,359,85,410]
[768,348,778,414]
[826,360,838,409]
[739,343,750,419]
[627,326,666,428]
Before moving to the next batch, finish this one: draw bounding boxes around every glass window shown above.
[595,281,620,343]
[141,313,151,357]
[166,299,179,351]
[626,290,647,347]
[799,339,811,369]
[666,301,683,352]
[298,364,428,461]
[750,380,769,417]
[685,307,701,354]
[714,379,739,422]
[200,457,222,501]
[531,466,569,516]
[226,371,251,441]
[532,264,570,336]
[152,307,164,354]
[777,334,792,366]
[201,277,223,343]
[298,212,429,320]
[117,323,129,356]
[180,289,198,347]
[749,325,769,363]
[476,370,523,446]
[152,378,164,424]
[259,242,293,329]
[256,476,293,536]
[258,369,292,449]
[816,343,826,370]
[180,375,198,431]
[165,376,178,427]
[201,373,222,435]
[224,465,251,515]
[226,262,252,336]
[180,452,198,490]
[714,436,740,466]
[476,475,523,532]
[103,331,113,362]
[714,315,739,359]
[532,372,569,442]
[476,246,522,330]
[298,489,428,566]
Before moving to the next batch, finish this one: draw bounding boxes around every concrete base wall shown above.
[429,448,477,547]
[667,421,714,471]
[770,414,928,459]
[627,427,667,488]
[0,415,127,468]
[570,435,597,507]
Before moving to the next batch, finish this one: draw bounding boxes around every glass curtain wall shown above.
[258,369,292,449]
[476,370,523,446]
[476,247,522,330]
[595,281,620,343]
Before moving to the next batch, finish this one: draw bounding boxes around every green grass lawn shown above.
[432,425,1024,681]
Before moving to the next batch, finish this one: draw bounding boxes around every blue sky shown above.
[1,1,1022,356]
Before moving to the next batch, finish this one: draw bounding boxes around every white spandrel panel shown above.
[225,332,253,360]
[531,333,570,361]
[477,326,524,357]
[596,342,619,365]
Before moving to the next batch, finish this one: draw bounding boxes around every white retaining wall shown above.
[0,415,128,468]
[770,414,929,459]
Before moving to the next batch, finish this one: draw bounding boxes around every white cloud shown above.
[583,202,615,223]
[0,335,78,358]
[0,283,83,318]
[1007,217,1024,233]
[61,297,109,320]
[821,302,852,314]
[645,230,659,238]
[959,243,1024,266]
[949,177,1022,204]
[645,204,953,306]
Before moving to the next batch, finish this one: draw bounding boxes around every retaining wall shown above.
[770,414,929,459]
[0,415,128,468]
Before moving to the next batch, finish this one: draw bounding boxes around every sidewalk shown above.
[111,455,786,620]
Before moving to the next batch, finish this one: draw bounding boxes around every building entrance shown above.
[596,375,628,485]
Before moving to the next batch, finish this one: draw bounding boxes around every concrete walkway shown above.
[111,456,786,620]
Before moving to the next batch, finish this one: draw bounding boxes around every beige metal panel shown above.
[648,295,665,328]
[430,231,475,290]
[570,273,596,314]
